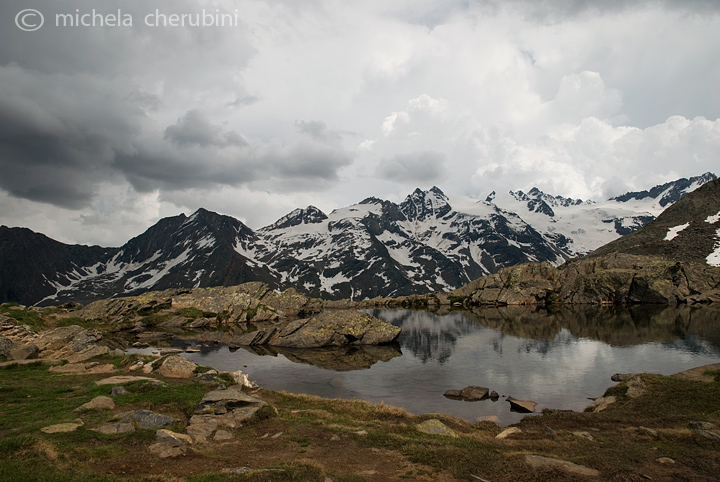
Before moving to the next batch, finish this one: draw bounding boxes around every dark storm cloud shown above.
[0,0,351,210]
[0,66,141,208]
[164,109,241,148]
[376,151,445,184]
[114,139,354,194]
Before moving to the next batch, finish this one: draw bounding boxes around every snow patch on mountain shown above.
[664,223,690,241]
[707,230,720,267]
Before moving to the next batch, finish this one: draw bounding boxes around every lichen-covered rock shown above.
[74,395,115,412]
[121,410,177,429]
[260,310,400,348]
[9,343,39,360]
[156,355,197,378]
[415,419,458,438]
[451,253,720,306]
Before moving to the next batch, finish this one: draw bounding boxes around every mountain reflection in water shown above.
[178,305,720,426]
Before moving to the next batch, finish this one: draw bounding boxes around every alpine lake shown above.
[131,304,720,426]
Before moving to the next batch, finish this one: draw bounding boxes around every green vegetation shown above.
[0,304,47,330]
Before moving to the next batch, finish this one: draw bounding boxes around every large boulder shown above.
[156,355,197,378]
[233,310,400,348]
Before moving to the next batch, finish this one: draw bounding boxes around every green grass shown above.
[0,305,46,330]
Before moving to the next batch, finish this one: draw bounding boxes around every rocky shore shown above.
[1,309,719,481]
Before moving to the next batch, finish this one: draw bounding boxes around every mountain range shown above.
[0,172,716,306]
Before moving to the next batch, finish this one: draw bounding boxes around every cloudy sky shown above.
[1,0,719,246]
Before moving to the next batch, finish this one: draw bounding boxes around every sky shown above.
[1,0,719,247]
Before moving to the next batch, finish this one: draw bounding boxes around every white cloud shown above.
[0,0,719,245]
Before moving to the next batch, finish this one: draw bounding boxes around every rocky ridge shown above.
[2,174,715,307]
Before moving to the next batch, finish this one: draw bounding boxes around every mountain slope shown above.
[0,174,716,306]
[591,179,720,265]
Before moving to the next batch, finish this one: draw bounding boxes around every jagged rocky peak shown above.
[610,172,717,207]
[262,205,328,231]
[400,186,453,221]
[485,191,496,203]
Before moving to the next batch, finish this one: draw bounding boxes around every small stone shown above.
[110,386,130,397]
[271,432,283,439]
[525,455,600,476]
[91,423,135,434]
[489,390,499,401]
[626,386,646,398]
[141,363,154,374]
[156,355,197,378]
[149,442,186,458]
[416,419,458,438]
[495,427,522,439]
[507,396,536,413]
[330,435,341,442]
[572,431,595,442]
[544,426,557,436]
[214,430,233,441]
[461,386,490,401]
[50,363,116,375]
[626,377,646,398]
[186,422,216,443]
[10,343,39,361]
[159,348,183,355]
[689,421,717,430]
[74,395,115,412]
[95,375,159,386]
[587,396,616,413]
[656,457,675,465]
[476,416,501,425]
[694,429,720,440]
[122,410,176,429]
[611,373,635,382]
[41,422,83,434]
[354,430,368,436]
[443,389,463,399]
[329,377,343,388]
[156,429,193,445]
[637,426,658,438]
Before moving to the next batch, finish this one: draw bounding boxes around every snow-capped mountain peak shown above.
[262,206,328,231]
[400,186,452,221]
[1,174,716,306]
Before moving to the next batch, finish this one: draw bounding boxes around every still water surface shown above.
[172,305,720,426]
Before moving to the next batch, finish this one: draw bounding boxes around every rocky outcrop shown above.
[76,282,323,326]
[231,310,401,348]
[446,253,720,306]
[186,388,267,443]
